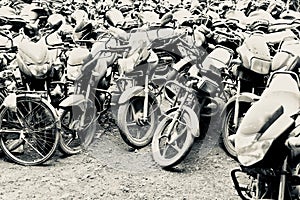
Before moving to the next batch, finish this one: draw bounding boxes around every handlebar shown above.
[0,30,15,52]
[165,79,195,94]
[213,29,243,44]
[0,46,17,53]
[47,42,76,51]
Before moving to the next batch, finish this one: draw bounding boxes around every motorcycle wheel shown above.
[222,102,252,158]
[152,111,194,168]
[117,96,158,149]
[0,96,59,165]
[58,108,82,155]
[0,91,6,155]
[77,119,97,149]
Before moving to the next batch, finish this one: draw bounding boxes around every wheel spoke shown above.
[32,124,57,132]
[129,104,139,122]
[162,144,171,158]
[23,138,45,157]
[136,130,141,139]
[65,137,74,146]
[177,127,187,136]
[126,122,138,127]
[170,141,181,152]
[168,125,186,145]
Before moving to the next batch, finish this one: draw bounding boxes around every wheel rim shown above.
[152,112,194,167]
[0,98,58,165]
[224,108,237,154]
[159,120,188,159]
[123,97,157,143]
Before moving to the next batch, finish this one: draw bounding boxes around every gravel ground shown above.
[0,113,241,200]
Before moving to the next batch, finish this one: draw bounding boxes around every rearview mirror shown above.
[49,20,62,33]
[160,13,173,27]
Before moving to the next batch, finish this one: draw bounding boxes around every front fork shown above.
[233,78,241,128]
[78,83,91,128]
[165,90,189,144]
[278,156,288,200]
[143,73,149,121]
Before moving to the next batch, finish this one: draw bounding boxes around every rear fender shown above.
[162,106,200,138]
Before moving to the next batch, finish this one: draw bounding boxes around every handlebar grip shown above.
[0,46,17,52]
[108,45,131,51]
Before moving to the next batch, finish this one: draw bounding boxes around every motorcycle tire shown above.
[222,102,252,158]
[152,111,194,168]
[78,120,97,149]
[117,96,159,149]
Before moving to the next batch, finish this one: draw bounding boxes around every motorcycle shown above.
[150,26,236,168]
[231,70,300,199]
[58,27,124,151]
[114,27,182,149]
[113,6,218,149]
[0,27,60,166]
[10,14,65,101]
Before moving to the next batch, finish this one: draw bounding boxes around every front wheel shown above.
[222,102,252,158]
[152,110,195,168]
[117,96,159,149]
[58,108,82,155]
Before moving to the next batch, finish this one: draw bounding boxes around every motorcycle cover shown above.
[235,73,300,167]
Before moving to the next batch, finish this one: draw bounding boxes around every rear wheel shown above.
[152,110,195,168]
[0,96,59,165]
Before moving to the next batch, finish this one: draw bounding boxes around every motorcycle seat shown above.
[261,73,300,115]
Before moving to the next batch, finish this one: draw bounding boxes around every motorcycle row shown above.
[0,0,300,198]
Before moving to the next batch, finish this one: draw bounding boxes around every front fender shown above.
[118,86,144,104]
[162,105,200,138]
[220,92,260,118]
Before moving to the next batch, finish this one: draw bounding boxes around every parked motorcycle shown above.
[58,29,122,151]
[151,27,235,168]
[0,28,60,166]
[111,9,188,148]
